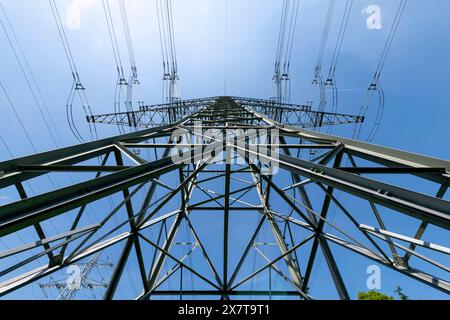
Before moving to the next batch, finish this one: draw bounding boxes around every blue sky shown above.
[0,0,449,159]
[0,0,449,300]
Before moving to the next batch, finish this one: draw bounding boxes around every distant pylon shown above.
[38,252,113,300]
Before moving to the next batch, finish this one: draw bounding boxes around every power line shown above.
[0,4,61,149]
[102,0,128,134]
[315,0,336,78]
[0,2,64,148]
[49,0,98,142]
[306,0,336,114]
[322,0,354,124]
[372,0,408,84]
[119,0,136,70]
[0,80,38,153]
[355,0,408,142]
[156,0,179,104]
[325,0,354,83]
[0,80,65,233]
[102,0,126,80]
[272,0,300,105]
[49,0,79,79]
[118,0,145,119]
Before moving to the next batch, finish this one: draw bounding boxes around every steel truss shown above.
[87,96,364,129]
[0,97,448,300]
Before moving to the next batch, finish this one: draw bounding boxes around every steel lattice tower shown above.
[0,97,448,300]
[38,252,112,300]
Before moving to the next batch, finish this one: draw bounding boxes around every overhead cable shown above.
[355,0,408,142]
[49,0,97,142]
[156,0,179,104]
[322,0,354,134]
[272,0,300,105]
[306,0,336,114]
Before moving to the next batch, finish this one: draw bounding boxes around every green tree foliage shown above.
[357,290,394,300]
[394,286,409,300]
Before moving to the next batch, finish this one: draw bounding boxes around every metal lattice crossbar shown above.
[87,96,364,129]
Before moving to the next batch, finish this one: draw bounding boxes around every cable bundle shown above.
[156,0,179,104]
[272,0,300,105]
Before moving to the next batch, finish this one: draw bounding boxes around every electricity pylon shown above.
[0,96,448,300]
[38,252,112,300]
